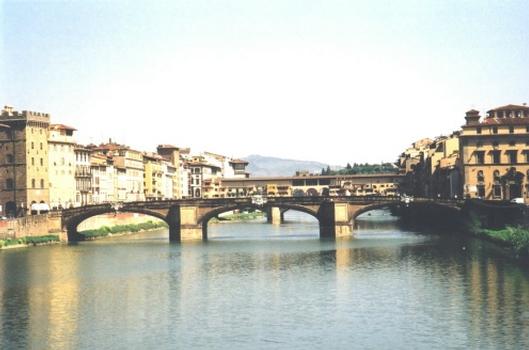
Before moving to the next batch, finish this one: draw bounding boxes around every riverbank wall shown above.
[0,212,163,244]
[0,213,64,241]
[77,212,164,231]
[398,200,529,259]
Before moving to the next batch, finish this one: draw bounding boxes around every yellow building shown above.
[48,124,77,209]
[0,106,50,216]
[460,104,529,200]
[143,152,164,200]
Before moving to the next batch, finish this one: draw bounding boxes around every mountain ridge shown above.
[242,154,335,177]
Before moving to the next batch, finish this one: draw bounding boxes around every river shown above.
[1,210,528,349]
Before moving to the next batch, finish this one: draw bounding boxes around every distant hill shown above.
[243,154,333,177]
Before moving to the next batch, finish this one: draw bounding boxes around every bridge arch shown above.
[351,202,401,223]
[64,207,169,241]
[198,203,320,239]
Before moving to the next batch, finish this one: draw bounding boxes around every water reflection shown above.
[0,211,528,349]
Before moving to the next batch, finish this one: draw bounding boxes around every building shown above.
[74,145,92,206]
[90,152,116,203]
[229,159,250,178]
[143,152,164,200]
[48,124,77,209]
[0,106,50,216]
[156,144,182,199]
[460,104,529,201]
[221,173,404,198]
[187,155,222,198]
[93,141,144,202]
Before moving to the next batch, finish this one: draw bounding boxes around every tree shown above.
[346,163,352,170]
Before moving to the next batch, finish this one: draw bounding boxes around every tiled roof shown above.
[487,104,529,112]
[480,117,529,125]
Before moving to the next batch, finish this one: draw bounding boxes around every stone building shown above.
[0,106,50,216]
[460,104,529,200]
[48,124,76,209]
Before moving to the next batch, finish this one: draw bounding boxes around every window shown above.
[509,126,515,133]
[493,170,500,182]
[492,141,499,147]
[475,151,485,164]
[477,170,485,182]
[40,179,44,189]
[491,151,501,164]
[476,127,482,134]
[477,185,485,198]
[31,142,34,149]
[509,140,516,146]
[6,178,13,190]
[6,154,13,164]
[507,150,518,164]
[40,158,43,166]
[32,179,35,188]
[526,125,529,133]
[292,179,304,186]
[40,143,43,150]
[493,184,502,198]
[492,126,498,134]
[31,157,35,166]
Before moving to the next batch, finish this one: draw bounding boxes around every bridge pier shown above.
[167,205,203,241]
[318,201,353,239]
[266,207,283,225]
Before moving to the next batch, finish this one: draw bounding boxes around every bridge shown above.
[60,196,462,242]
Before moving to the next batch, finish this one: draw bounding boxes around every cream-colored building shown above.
[0,106,50,216]
[93,142,144,202]
[48,124,76,209]
[90,152,116,203]
[74,145,92,206]
[461,104,529,200]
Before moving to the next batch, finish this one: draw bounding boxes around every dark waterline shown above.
[1,210,529,349]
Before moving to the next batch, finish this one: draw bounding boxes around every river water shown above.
[1,210,529,349]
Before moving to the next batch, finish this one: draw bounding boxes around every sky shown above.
[1,0,529,165]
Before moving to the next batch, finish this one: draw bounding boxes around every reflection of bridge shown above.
[61,197,461,242]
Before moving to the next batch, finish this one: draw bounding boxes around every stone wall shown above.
[0,214,64,240]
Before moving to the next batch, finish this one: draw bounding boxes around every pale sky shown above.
[1,0,528,165]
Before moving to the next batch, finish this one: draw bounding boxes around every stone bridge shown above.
[60,196,461,242]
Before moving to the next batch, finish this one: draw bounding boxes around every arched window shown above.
[31,179,35,188]
[493,170,500,182]
[477,171,485,182]
[40,179,45,189]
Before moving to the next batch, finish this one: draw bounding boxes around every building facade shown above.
[0,106,50,216]
[460,105,529,201]
[74,145,92,206]
[48,124,77,209]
